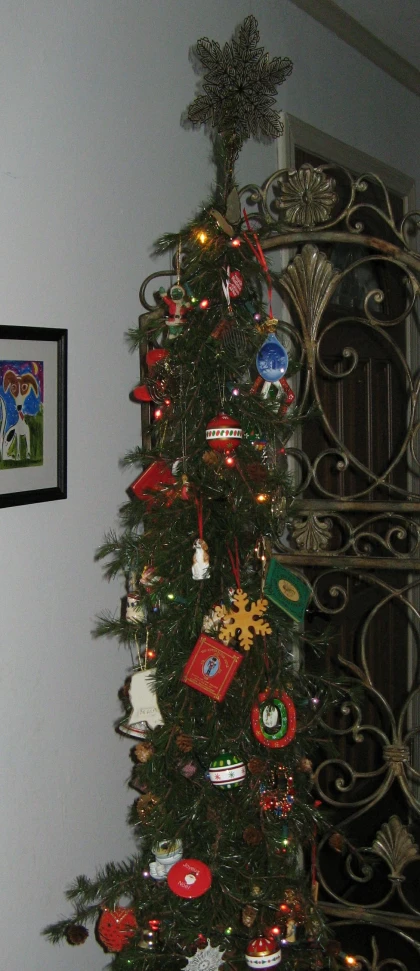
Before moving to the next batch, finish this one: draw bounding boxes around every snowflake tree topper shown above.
[214,589,272,652]
[187,15,293,145]
[185,941,225,971]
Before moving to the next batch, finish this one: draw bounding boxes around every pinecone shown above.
[243,825,263,846]
[247,757,266,776]
[297,756,313,774]
[65,924,89,945]
[176,732,193,753]
[328,831,345,854]
[134,741,154,763]
[242,904,258,927]
[202,449,221,466]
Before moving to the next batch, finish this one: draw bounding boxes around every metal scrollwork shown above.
[239,162,420,964]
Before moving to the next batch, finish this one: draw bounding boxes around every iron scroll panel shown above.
[237,163,420,967]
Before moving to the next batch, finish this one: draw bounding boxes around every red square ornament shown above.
[129,460,176,504]
[181,634,243,701]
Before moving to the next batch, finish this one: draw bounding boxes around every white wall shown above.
[0,2,418,969]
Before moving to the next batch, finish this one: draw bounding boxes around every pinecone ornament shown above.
[65,924,89,945]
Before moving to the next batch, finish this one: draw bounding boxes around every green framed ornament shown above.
[251,688,296,749]
[263,560,311,623]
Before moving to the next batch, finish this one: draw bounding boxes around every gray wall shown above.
[0,2,417,969]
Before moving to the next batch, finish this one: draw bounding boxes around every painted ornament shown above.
[185,941,225,971]
[227,268,244,299]
[245,936,282,968]
[159,283,191,338]
[209,752,246,788]
[182,634,243,701]
[256,334,288,383]
[167,858,212,898]
[251,688,297,749]
[149,839,183,880]
[129,460,176,505]
[206,412,243,452]
[97,907,137,953]
[192,538,210,580]
[119,668,163,738]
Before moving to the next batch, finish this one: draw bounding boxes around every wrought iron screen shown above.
[239,162,420,968]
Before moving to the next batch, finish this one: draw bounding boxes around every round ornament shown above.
[206,412,243,453]
[209,753,246,788]
[256,335,288,383]
[167,858,212,898]
[251,689,296,749]
[97,907,137,953]
[245,936,282,968]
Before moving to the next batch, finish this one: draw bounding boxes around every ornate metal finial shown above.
[187,15,293,144]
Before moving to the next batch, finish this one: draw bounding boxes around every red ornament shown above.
[97,907,137,953]
[206,412,243,453]
[245,936,282,968]
[228,269,244,299]
[167,858,212,898]
[251,688,297,749]
[181,633,243,701]
[129,460,176,504]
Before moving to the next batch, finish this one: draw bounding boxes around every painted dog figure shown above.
[0,369,39,460]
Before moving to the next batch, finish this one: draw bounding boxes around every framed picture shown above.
[0,326,67,507]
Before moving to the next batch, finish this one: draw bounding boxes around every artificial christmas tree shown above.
[46,16,357,971]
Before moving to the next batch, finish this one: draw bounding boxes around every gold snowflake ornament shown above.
[214,589,272,651]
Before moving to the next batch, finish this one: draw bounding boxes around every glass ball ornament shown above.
[209,752,246,788]
[206,412,243,453]
[245,936,282,968]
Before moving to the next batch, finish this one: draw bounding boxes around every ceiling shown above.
[334,0,420,71]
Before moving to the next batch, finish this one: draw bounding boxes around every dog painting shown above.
[0,361,43,467]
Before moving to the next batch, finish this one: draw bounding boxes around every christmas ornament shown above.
[149,839,183,880]
[180,759,197,778]
[251,688,297,749]
[181,634,243,701]
[264,560,311,623]
[126,574,147,624]
[328,832,346,853]
[227,267,244,299]
[138,918,161,950]
[297,756,313,774]
[185,941,225,971]
[245,936,282,968]
[167,858,212,898]
[192,539,210,579]
[260,767,295,817]
[137,791,160,821]
[119,668,163,737]
[214,588,272,651]
[97,907,137,953]
[206,412,243,452]
[132,348,169,402]
[256,334,288,383]
[242,904,258,927]
[134,740,154,762]
[129,460,176,504]
[159,283,191,338]
[65,924,88,945]
[187,15,292,144]
[202,606,223,635]
[208,752,246,788]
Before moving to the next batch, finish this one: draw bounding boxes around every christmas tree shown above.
[46,17,355,971]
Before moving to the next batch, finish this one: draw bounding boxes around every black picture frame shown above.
[0,325,67,508]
